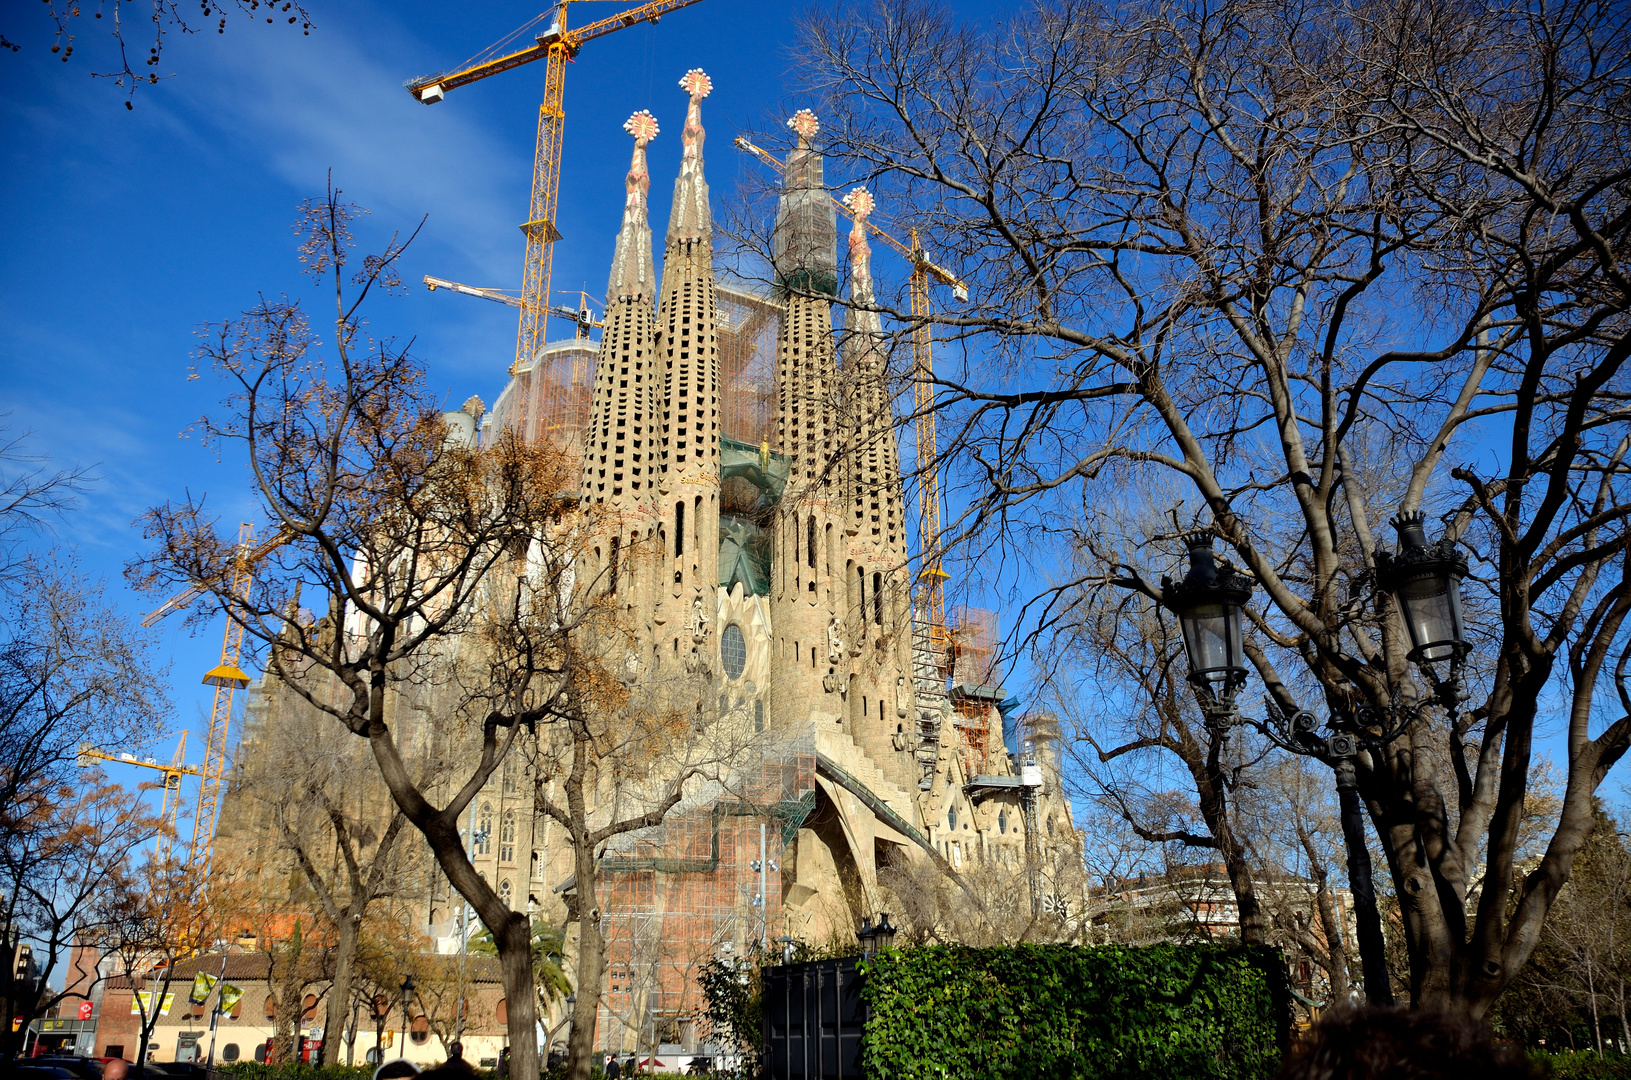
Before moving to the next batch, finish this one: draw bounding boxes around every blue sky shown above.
[0,0,868,798]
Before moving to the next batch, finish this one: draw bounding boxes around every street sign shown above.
[78,1002,94,1021]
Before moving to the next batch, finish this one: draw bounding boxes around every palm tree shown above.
[471,920,573,1005]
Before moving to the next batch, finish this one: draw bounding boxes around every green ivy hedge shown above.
[216,1065,377,1080]
[857,944,1289,1080]
[1535,1051,1631,1079]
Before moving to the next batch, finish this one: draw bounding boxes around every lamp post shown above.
[398,974,415,1059]
[1161,525,1468,1005]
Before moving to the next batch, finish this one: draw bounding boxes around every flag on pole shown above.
[218,983,244,1014]
[189,972,219,1005]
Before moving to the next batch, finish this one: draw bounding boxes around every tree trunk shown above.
[498,909,540,1080]
[319,914,360,1066]
[1194,766,1264,945]
[273,956,304,1064]
[567,840,607,1080]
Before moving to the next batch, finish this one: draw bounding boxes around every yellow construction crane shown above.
[406,0,709,385]
[78,733,203,867]
[735,135,967,653]
[138,522,282,877]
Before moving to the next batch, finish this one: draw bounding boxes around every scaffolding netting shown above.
[771,146,838,298]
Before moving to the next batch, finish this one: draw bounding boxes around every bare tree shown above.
[0,773,162,1061]
[235,695,420,1064]
[529,652,770,1080]
[0,555,168,873]
[1236,756,1358,1006]
[0,426,92,589]
[134,185,756,1080]
[791,0,1631,1014]
[96,862,228,1066]
[0,553,169,1061]
[1048,571,1270,946]
[11,2,313,108]
[132,185,597,1080]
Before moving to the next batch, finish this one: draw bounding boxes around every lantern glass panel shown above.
[1397,573,1464,662]
[1180,600,1243,681]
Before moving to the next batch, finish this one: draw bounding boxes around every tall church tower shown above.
[581,111,662,620]
[769,109,846,724]
[840,188,917,788]
[654,70,722,672]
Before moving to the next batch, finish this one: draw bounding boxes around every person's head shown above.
[102,1060,129,1080]
[373,1059,420,1080]
[447,1041,464,1061]
[1279,1005,1539,1080]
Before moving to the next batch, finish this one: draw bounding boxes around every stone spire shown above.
[842,187,905,558]
[772,108,838,298]
[654,70,722,665]
[581,112,661,516]
[835,186,916,791]
[607,109,658,303]
[768,109,847,731]
[773,109,841,492]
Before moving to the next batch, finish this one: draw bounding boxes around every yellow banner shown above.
[189,971,219,1005]
[132,992,175,1016]
[219,983,244,1013]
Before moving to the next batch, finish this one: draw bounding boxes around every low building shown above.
[91,951,509,1069]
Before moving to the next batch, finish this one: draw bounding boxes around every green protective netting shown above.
[720,436,790,505]
[718,515,773,596]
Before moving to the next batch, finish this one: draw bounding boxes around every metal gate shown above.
[761,958,866,1080]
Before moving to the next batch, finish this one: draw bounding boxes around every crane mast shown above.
[134,522,272,878]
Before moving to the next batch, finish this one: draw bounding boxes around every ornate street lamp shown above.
[1154,524,1471,1006]
[1162,532,1254,715]
[1375,511,1469,665]
[874,913,897,953]
[855,917,877,957]
[856,913,898,957]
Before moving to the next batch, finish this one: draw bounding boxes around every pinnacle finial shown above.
[669,68,713,242]
[624,109,659,145]
[843,186,875,220]
[679,68,712,99]
[788,109,820,145]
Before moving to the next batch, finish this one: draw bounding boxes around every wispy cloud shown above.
[174,5,526,281]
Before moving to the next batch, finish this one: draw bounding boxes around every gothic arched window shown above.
[476,803,493,855]
[500,810,517,863]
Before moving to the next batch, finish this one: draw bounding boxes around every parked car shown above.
[25,1059,101,1079]
[9,1068,77,1080]
[151,1065,208,1080]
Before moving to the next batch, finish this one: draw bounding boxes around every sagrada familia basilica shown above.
[225,69,1079,1056]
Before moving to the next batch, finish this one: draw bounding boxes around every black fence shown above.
[761,958,867,1080]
